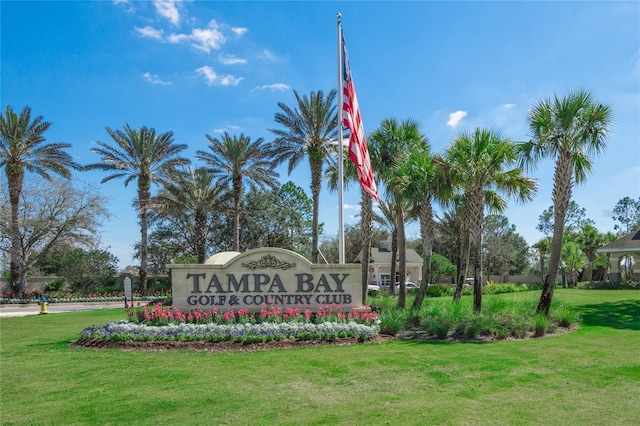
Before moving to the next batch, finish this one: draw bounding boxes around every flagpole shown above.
[337,13,345,264]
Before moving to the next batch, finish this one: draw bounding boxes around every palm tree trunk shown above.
[396,200,407,309]
[195,210,207,263]
[233,177,242,252]
[138,186,150,295]
[7,166,24,294]
[472,230,483,313]
[310,159,321,263]
[454,229,471,301]
[413,198,433,309]
[360,189,373,304]
[390,230,397,296]
[538,153,572,315]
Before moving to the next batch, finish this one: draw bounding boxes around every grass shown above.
[1,289,639,425]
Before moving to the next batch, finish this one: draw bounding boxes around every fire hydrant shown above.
[39,295,49,314]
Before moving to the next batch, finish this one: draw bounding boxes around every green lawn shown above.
[1,289,639,425]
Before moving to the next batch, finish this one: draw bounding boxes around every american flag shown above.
[341,32,379,201]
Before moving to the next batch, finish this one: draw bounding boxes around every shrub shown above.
[44,278,66,292]
[378,309,404,335]
[577,281,640,290]
[534,314,548,337]
[483,282,530,295]
[551,304,580,327]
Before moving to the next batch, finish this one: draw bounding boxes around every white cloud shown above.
[213,125,242,133]
[196,66,243,86]
[154,0,181,25]
[344,203,359,210]
[260,49,275,60]
[143,72,172,86]
[231,27,248,37]
[253,83,290,92]
[135,26,163,40]
[169,20,226,53]
[447,110,467,127]
[503,103,516,109]
[219,54,247,65]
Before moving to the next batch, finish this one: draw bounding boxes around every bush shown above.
[378,309,403,335]
[577,281,640,290]
[533,314,548,337]
[44,278,66,292]
[483,282,530,295]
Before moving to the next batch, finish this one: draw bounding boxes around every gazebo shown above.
[596,229,640,283]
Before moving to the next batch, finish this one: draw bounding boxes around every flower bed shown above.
[76,303,380,347]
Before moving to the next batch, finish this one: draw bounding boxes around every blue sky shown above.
[2,1,639,268]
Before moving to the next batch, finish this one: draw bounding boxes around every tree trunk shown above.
[138,185,150,295]
[233,177,242,252]
[454,229,471,301]
[390,230,397,296]
[472,230,483,313]
[7,165,24,294]
[360,189,373,305]
[413,197,433,309]
[195,210,207,263]
[396,200,407,309]
[537,153,572,315]
[310,159,321,263]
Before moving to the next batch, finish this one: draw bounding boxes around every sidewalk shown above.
[0,301,126,318]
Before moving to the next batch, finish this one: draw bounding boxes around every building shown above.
[353,240,423,286]
[596,229,640,283]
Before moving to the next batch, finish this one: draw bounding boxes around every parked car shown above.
[395,282,418,291]
[367,284,380,292]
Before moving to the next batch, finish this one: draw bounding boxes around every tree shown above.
[57,248,119,293]
[0,177,109,290]
[396,140,448,309]
[373,199,399,296]
[611,196,640,234]
[196,132,279,252]
[154,167,224,263]
[536,200,594,236]
[560,241,587,288]
[369,118,424,308]
[576,223,604,282]
[270,89,339,263]
[86,124,190,294]
[0,106,81,293]
[240,182,315,254]
[519,89,612,315]
[531,237,551,281]
[483,215,530,281]
[446,128,536,312]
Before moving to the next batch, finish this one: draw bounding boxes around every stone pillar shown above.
[609,256,621,284]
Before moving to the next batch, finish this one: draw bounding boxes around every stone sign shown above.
[169,247,363,312]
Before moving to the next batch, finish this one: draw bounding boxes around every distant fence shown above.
[0,277,58,293]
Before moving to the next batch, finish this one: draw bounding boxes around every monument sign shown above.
[169,247,363,312]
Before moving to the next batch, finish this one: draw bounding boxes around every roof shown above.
[596,229,640,254]
[353,247,424,265]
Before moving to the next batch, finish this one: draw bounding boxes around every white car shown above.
[395,282,419,291]
[367,284,381,292]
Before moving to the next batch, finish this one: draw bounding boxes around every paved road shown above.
[0,301,126,318]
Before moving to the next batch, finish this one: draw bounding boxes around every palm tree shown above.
[396,143,450,309]
[369,118,424,308]
[196,132,279,252]
[270,89,338,263]
[86,124,190,294]
[373,200,399,296]
[0,105,81,293]
[445,128,536,313]
[520,90,612,315]
[576,223,604,282]
[532,237,551,282]
[155,167,223,263]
